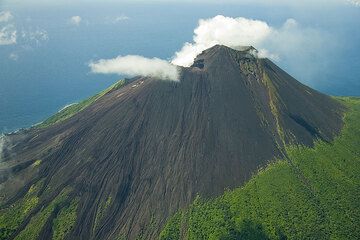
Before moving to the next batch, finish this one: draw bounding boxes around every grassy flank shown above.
[32,159,42,167]
[94,195,113,232]
[160,97,360,240]
[14,188,71,240]
[52,198,79,240]
[36,80,125,128]
[0,182,42,240]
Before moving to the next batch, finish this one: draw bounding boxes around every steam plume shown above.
[90,15,325,82]
[171,15,272,67]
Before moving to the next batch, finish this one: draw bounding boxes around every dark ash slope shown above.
[0,45,345,240]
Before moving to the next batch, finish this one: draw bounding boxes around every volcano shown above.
[0,45,345,240]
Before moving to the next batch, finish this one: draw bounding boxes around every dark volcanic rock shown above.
[0,45,345,240]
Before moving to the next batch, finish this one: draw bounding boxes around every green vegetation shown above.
[159,212,183,240]
[135,214,159,240]
[0,182,42,240]
[32,159,42,167]
[160,97,360,240]
[94,195,113,232]
[0,183,75,240]
[37,80,126,128]
[14,188,71,240]
[52,198,79,240]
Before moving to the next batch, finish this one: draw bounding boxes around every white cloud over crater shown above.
[171,15,327,67]
[172,15,272,66]
[89,55,179,81]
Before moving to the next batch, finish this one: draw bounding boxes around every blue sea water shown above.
[0,1,359,133]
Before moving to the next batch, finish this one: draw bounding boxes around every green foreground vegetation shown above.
[160,97,360,240]
[36,79,125,128]
[0,183,78,240]
[0,182,41,239]
[14,188,73,240]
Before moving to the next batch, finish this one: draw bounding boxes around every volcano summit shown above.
[0,45,347,240]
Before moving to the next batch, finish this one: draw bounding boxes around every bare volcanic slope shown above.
[0,45,345,240]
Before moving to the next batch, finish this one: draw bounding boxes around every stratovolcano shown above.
[0,45,344,240]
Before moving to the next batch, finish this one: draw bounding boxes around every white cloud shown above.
[23,29,49,44]
[348,0,360,6]
[0,11,17,45]
[0,11,16,45]
[104,15,130,24]
[70,16,82,26]
[257,49,279,61]
[263,18,333,84]
[0,25,17,45]
[89,55,179,81]
[0,11,13,23]
[114,15,129,22]
[0,10,48,47]
[265,18,327,60]
[9,52,19,61]
[171,15,272,66]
